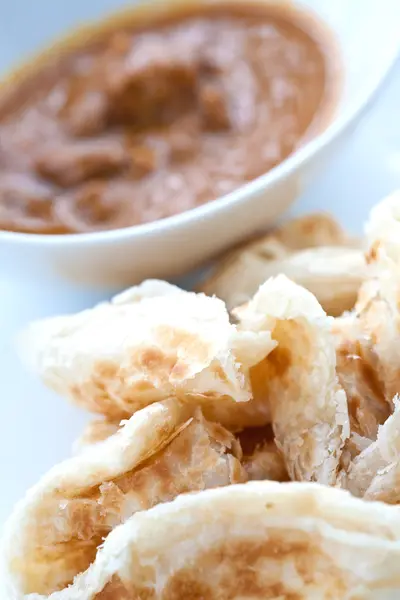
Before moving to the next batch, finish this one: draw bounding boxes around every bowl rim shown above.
[1,6,400,248]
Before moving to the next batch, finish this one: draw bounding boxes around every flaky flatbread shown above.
[1,399,245,596]
[332,192,400,501]
[340,399,400,503]
[199,214,363,314]
[234,275,349,485]
[29,275,348,485]
[357,191,400,406]
[17,275,350,443]
[334,316,390,441]
[335,192,400,443]
[17,280,275,428]
[4,482,400,599]
[77,420,289,483]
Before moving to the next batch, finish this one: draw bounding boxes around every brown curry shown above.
[0,2,337,235]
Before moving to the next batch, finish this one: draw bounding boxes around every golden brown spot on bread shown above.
[156,325,211,363]
[249,360,270,405]
[163,576,212,599]
[139,348,175,371]
[131,326,213,384]
[96,363,119,379]
[129,330,209,384]
[70,382,129,420]
[357,347,385,408]
[73,350,179,419]
[214,364,230,384]
[300,217,322,238]
[267,346,292,378]
[336,338,390,438]
[70,361,131,420]
[249,345,291,406]
[93,533,354,599]
[254,343,291,383]
[19,537,104,595]
[134,380,156,392]
[161,536,350,599]
[69,323,216,419]
[96,576,155,599]
[366,241,380,264]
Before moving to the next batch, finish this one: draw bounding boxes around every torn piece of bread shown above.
[0,399,246,597]
[199,214,364,315]
[341,399,400,497]
[340,399,400,505]
[18,275,350,440]
[364,461,400,504]
[234,275,349,485]
[77,419,288,483]
[4,482,400,599]
[72,275,351,486]
[17,280,275,427]
[263,212,355,250]
[335,192,400,444]
[333,316,391,441]
[357,191,400,406]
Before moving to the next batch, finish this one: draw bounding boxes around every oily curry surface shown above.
[0,3,335,234]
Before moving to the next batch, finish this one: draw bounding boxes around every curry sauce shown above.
[0,2,338,234]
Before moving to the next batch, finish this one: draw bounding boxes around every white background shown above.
[0,53,399,529]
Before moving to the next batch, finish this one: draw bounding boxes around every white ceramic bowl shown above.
[0,0,399,289]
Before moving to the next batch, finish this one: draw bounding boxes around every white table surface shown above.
[0,59,399,531]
